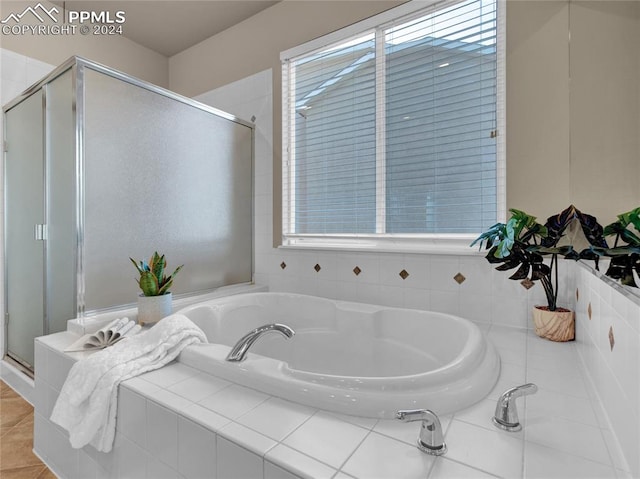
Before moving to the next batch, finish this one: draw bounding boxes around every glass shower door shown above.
[5,91,45,369]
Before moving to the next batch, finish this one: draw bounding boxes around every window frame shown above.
[280,0,506,254]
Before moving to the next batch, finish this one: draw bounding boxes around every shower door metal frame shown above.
[72,56,254,316]
[3,60,78,370]
[3,56,254,369]
[3,88,47,373]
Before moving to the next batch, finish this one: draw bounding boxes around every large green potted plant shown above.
[472,205,607,341]
[130,252,183,325]
[599,207,640,287]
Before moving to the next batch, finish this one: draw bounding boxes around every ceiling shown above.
[54,1,280,57]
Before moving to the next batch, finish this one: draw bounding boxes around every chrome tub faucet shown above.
[225,323,295,362]
[492,383,538,432]
[396,409,447,455]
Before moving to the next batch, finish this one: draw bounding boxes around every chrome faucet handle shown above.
[492,383,538,432]
[396,409,447,455]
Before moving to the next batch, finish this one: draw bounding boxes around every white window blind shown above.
[282,0,503,246]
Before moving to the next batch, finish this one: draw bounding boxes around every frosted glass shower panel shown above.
[82,69,253,310]
[5,92,45,366]
[45,69,77,333]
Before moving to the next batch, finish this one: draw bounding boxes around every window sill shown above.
[279,235,486,256]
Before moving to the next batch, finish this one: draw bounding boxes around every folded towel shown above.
[50,313,207,452]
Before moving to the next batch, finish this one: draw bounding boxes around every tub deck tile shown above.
[282,412,370,469]
[266,444,337,479]
[236,396,316,441]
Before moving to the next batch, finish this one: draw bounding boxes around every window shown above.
[282,0,504,250]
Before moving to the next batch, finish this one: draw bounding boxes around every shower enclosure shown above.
[3,57,253,373]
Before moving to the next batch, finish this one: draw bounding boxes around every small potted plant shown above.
[130,252,183,325]
[471,205,607,341]
[599,207,640,287]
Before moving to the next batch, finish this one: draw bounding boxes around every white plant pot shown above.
[137,293,173,325]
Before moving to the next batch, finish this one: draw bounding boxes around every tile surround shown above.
[341,431,436,479]
[236,397,315,442]
[574,263,640,476]
[263,250,574,328]
[32,319,629,479]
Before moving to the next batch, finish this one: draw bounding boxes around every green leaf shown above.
[620,228,640,247]
[628,208,640,231]
[152,253,166,284]
[130,257,145,274]
[157,264,183,294]
[508,262,530,280]
[606,246,640,256]
[530,263,551,280]
[131,253,183,295]
[169,264,183,280]
[509,208,538,232]
[485,247,504,264]
[527,245,577,259]
[158,279,173,295]
[621,272,638,288]
[603,222,625,237]
[605,255,640,288]
[495,258,522,271]
[617,207,640,228]
[470,223,505,249]
[138,271,159,296]
[497,237,514,258]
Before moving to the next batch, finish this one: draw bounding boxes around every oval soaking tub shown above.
[177,292,500,418]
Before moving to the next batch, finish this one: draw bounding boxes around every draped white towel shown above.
[50,313,207,452]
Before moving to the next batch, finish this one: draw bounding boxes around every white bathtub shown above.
[177,292,500,418]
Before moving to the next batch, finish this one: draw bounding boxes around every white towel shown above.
[50,313,207,452]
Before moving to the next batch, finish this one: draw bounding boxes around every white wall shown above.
[0,48,56,358]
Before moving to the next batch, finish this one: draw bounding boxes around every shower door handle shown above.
[34,224,47,241]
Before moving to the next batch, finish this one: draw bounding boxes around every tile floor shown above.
[1,380,56,479]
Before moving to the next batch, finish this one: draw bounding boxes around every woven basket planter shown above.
[532,306,575,342]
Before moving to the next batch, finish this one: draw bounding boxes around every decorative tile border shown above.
[608,326,615,351]
[521,279,534,290]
